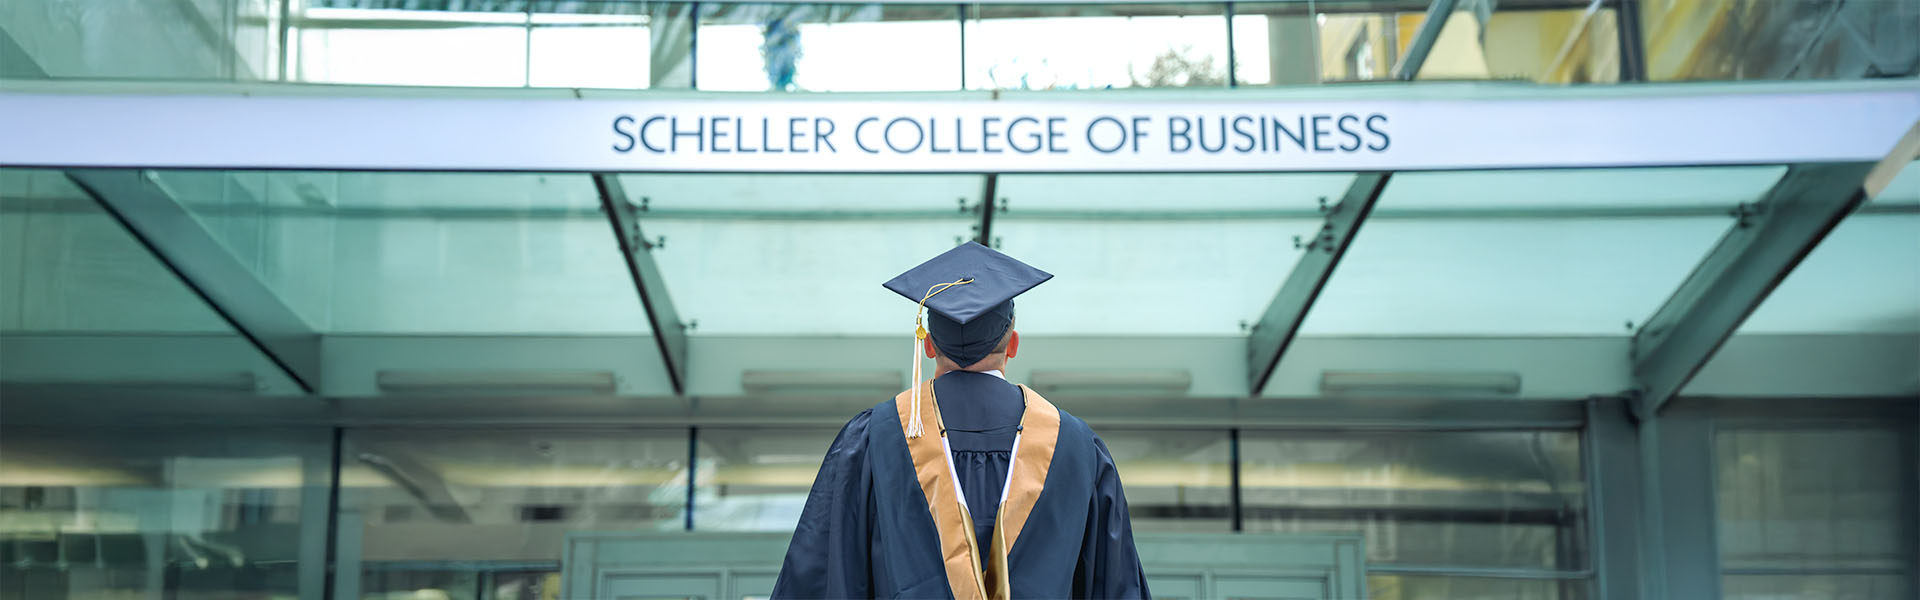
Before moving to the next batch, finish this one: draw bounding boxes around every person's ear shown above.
[923,337,937,359]
[1005,330,1020,359]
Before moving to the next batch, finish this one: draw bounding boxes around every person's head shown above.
[925,321,1020,372]
[882,241,1051,378]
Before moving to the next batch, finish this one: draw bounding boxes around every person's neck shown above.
[933,363,1004,379]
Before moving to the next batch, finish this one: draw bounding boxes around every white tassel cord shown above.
[907,335,925,438]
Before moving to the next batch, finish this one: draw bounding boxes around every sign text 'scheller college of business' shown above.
[611,112,1391,157]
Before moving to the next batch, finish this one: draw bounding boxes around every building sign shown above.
[1,85,1915,173]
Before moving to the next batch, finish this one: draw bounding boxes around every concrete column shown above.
[649,4,695,89]
[1266,15,1319,85]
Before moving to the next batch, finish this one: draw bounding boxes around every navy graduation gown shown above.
[931,372,1023,551]
[771,375,1150,599]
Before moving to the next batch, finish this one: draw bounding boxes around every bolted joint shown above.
[1292,223,1338,253]
[1728,202,1765,228]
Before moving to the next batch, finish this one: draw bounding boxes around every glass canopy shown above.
[5,155,1913,400]
[149,170,651,335]
[0,169,301,395]
[1300,167,1787,336]
[621,173,980,334]
[995,173,1348,335]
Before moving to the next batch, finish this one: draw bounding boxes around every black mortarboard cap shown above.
[883,241,1052,368]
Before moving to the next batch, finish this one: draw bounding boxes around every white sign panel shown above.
[2,88,1915,173]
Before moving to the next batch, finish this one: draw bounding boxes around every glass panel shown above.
[994,174,1345,335]
[1098,430,1232,532]
[1370,574,1590,600]
[1300,167,1786,335]
[1723,574,1910,600]
[336,429,689,599]
[0,427,329,600]
[0,0,280,80]
[696,3,961,92]
[1715,429,1915,573]
[0,168,298,394]
[293,4,532,87]
[1413,3,1620,83]
[1644,0,1919,81]
[1233,0,1619,85]
[146,170,647,334]
[528,6,652,89]
[1240,430,1588,569]
[695,428,839,532]
[966,4,1230,90]
[1733,213,1920,333]
[620,173,979,334]
[1874,161,1920,206]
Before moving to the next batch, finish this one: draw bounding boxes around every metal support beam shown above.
[1585,396,1648,600]
[1630,164,1871,417]
[974,174,1000,247]
[594,173,689,396]
[1248,0,1459,394]
[1393,0,1459,80]
[1632,121,1920,418]
[65,169,322,394]
[1246,173,1390,394]
[1637,407,1722,600]
[1224,2,1238,87]
[1613,0,1649,82]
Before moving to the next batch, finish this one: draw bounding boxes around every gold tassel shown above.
[907,325,926,438]
[908,278,973,439]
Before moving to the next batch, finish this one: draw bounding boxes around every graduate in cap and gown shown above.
[770,242,1151,600]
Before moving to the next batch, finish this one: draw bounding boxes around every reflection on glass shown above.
[1643,0,1919,81]
[1240,430,1587,569]
[1874,161,1920,206]
[1370,574,1590,600]
[967,4,1230,90]
[1232,1,1620,85]
[145,170,646,334]
[1098,430,1232,532]
[336,429,688,600]
[0,169,296,394]
[1723,574,1910,600]
[0,0,281,80]
[1715,429,1915,577]
[696,3,960,91]
[1413,4,1620,83]
[0,427,328,600]
[0,170,230,334]
[695,428,839,532]
[697,428,1233,533]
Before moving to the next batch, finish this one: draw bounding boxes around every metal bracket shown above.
[1630,163,1878,416]
[66,169,323,395]
[1293,223,1338,254]
[1727,202,1763,228]
[593,174,689,396]
[1246,173,1392,395]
